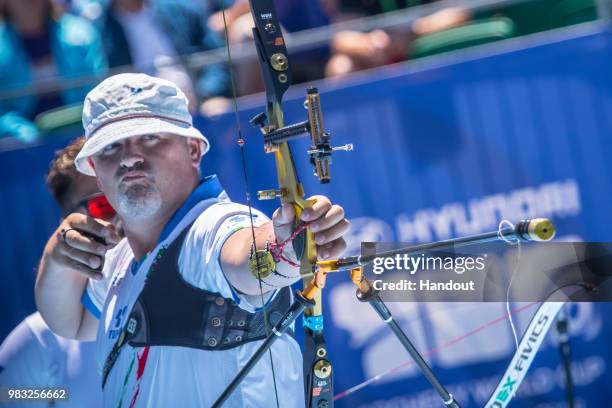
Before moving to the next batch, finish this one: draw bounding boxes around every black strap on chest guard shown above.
[102,224,292,388]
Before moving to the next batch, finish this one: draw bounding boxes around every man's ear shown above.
[187,138,203,167]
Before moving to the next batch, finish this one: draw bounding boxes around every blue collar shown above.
[158,174,224,242]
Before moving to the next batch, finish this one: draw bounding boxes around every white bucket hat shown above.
[75,73,210,176]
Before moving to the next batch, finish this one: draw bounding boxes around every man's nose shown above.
[119,140,144,168]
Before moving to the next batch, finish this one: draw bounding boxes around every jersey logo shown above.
[114,306,126,328]
[109,305,127,340]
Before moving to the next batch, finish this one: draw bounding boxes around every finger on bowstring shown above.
[63,228,108,256]
[60,243,104,271]
[301,195,332,221]
[68,214,121,245]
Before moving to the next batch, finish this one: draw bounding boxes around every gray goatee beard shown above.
[117,182,162,220]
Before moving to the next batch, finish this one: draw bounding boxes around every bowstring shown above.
[497,219,522,350]
[334,301,540,401]
[220,7,280,408]
[336,221,534,400]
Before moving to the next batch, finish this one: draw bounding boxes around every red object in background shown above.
[86,194,116,221]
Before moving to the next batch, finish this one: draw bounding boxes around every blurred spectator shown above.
[324,0,472,77]
[0,0,107,143]
[207,0,471,91]
[207,0,250,38]
[206,0,260,95]
[71,0,109,28]
[277,1,331,84]
[0,137,109,408]
[208,0,331,95]
[102,0,231,115]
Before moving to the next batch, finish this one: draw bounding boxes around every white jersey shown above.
[0,312,102,408]
[82,177,304,408]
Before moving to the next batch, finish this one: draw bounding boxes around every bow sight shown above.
[250,88,353,193]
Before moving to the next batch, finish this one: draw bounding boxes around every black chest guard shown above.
[102,223,291,387]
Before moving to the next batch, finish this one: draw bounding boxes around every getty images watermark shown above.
[361,242,612,302]
[371,252,487,292]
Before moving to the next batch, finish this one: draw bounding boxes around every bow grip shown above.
[291,199,318,276]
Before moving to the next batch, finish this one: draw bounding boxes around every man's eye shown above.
[142,134,160,141]
[102,143,118,154]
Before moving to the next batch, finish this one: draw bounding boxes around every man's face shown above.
[90,133,201,222]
